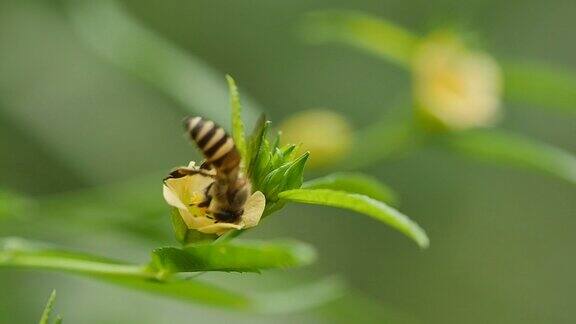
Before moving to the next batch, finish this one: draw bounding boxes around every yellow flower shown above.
[280,109,353,168]
[162,162,265,235]
[413,32,502,131]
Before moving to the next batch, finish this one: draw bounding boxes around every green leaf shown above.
[503,61,576,113]
[39,290,58,324]
[278,189,429,248]
[151,240,316,274]
[300,10,419,67]
[0,237,337,313]
[444,130,576,184]
[226,75,248,163]
[303,172,398,206]
[67,0,261,126]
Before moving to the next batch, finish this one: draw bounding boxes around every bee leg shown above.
[195,182,214,208]
[197,198,212,208]
[200,160,212,170]
[189,194,212,208]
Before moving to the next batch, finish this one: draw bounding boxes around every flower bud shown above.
[280,109,353,168]
[413,31,502,131]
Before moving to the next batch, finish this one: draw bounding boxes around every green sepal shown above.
[226,75,248,164]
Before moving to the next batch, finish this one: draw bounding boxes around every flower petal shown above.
[413,31,502,131]
[241,191,266,228]
[198,223,243,235]
[163,173,214,207]
[178,208,215,229]
[163,184,187,210]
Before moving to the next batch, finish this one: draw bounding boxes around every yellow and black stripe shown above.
[184,116,241,172]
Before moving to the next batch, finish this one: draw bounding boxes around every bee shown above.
[180,116,252,224]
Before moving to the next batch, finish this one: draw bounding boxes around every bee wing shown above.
[164,164,215,181]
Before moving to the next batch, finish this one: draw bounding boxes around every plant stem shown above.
[0,241,153,279]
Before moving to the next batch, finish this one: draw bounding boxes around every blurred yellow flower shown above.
[413,32,502,131]
[162,162,265,235]
[280,109,353,168]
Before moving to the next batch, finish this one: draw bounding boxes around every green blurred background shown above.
[0,0,575,323]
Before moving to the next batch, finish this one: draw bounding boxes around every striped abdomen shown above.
[184,116,241,173]
[183,116,250,223]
